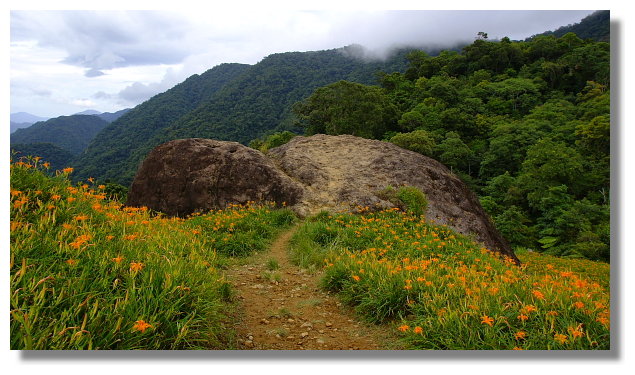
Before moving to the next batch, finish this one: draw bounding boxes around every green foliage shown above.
[389,129,436,156]
[248,131,297,152]
[378,186,428,217]
[293,80,399,139]
[104,182,128,202]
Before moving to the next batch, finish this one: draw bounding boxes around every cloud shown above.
[71,99,96,107]
[11,10,193,73]
[92,91,113,100]
[85,69,105,77]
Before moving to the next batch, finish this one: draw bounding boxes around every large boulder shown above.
[126,138,304,216]
[267,134,515,261]
[127,135,515,261]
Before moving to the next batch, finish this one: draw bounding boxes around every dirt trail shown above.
[226,225,399,350]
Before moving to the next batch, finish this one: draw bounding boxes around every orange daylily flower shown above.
[132,320,153,333]
[481,315,494,326]
[130,262,144,272]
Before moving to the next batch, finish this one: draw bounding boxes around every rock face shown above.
[126,138,304,216]
[127,135,515,261]
[268,135,514,261]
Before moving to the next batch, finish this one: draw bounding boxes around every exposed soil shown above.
[225,225,401,350]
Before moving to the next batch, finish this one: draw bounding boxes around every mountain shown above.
[10,121,36,133]
[10,112,49,133]
[10,112,48,123]
[96,108,131,122]
[72,49,410,185]
[11,114,110,155]
[74,109,102,115]
[526,10,610,42]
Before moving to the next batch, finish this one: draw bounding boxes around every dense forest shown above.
[71,49,410,185]
[291,30,610,261]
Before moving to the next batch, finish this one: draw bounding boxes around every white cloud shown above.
[71,99,96,107]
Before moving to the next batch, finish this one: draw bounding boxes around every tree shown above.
[516,138,585,209]
[435,132,475,174]
[293,80,399,139]
[389,130,436,156]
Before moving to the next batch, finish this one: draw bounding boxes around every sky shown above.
[8,7,598,119]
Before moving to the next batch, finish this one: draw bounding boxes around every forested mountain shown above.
[72,49,410,185]
[293,31,610,261]
[10,114,109,155]
[526,10,609,42]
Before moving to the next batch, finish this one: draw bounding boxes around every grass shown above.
[9,157,296,349]
[261,270,283,283]
[266,258,280,271]
[289,209,610,350]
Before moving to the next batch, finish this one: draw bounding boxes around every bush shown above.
[248,131,297,152]
[378,185,428,217]
[389,130,436,156]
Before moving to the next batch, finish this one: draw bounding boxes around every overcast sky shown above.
[10,8,596,118]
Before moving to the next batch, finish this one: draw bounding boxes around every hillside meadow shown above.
[10,157,609,350]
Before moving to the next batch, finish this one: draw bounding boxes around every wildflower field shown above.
[10,157,610,350]
[9,157,295,349]
[290,209,610,350]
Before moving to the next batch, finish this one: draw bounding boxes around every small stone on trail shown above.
[244,340,254,348]
[325,322,333,327]
[287,318,295,323]
[300,332,309,338]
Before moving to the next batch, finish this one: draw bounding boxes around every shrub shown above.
[378,185,428,217]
